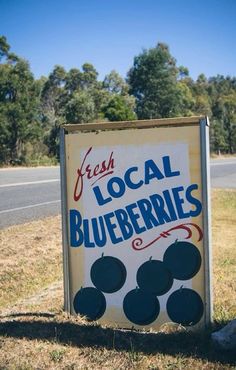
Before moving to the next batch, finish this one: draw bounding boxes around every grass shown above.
[0,216,62,308]
[0,189,235,369]
[211,190,236,325]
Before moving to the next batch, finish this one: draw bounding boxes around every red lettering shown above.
[93,164,100,176]
[85,164,92,179]
[73,147,115,202]
[107,152,114,171]
[100,160,107,174]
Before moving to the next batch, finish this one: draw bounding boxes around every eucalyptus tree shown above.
[0,37,41,164]
[128,43,183,119]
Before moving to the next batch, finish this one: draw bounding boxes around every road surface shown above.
[0,158,235,229]
[210,158,236,189]
[0,167,60,228]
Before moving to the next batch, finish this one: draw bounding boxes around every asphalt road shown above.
[0,167,60,228]
[210,157,236,188]
[0,158,235,229]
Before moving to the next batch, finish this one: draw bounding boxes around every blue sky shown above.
[0,0,235,81]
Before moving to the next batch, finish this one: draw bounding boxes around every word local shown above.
[93,155,180,206]
[70,154,202,248]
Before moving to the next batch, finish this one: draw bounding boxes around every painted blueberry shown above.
[123,288,160,325]
[163,241,202,280]
[91,255,127,293]
[73,287,106,321]
[137,259,173,295]
[167,288,204,326]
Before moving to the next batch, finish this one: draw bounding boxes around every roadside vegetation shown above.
[0,35,236,167]
[0,189,235,369]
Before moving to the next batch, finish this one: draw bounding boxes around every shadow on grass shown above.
[0,312,55,319]
[0,317,235,365]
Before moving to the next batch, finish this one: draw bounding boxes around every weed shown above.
[49,348,66,362]
[129,338,142,363]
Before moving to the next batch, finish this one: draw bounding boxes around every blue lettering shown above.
[137,198,159,229]
[70,209,83,247]
[172,186,190,219]
[115,209,134,240]
[104,212,123,244]
[91,216,107,247]
[107,177,125,199]
[93,185,112,206]
[163,156,180,177]
[186,184,202,217]
[162,189,178,221]
[144,159,164,184]
[124,166,143,189]
[150,194,172,224]
[83,219,95,248]
[126,203,146,234]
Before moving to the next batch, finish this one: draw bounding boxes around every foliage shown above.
[0,52,41,164]
[128,43,181,119]
[103,95,136,121]
[0,35,236,165]
[210,119,228,154]
[103,70,136,121]
[65,90,96,123]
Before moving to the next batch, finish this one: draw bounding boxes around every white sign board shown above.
[60,117,212,331]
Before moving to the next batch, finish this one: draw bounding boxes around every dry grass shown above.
[0,215,62,309]
[0,189,235,369]
[211,190,236,324]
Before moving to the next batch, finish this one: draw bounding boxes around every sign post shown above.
[60,116,212,330]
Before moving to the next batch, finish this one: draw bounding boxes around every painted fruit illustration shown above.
[137,259,173,295]
[167,288,204,326]
[73,287,106,320]
[90,255,127,293]
[123,288,160,325]
[163,241,202,280]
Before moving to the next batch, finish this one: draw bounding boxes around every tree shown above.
[41,65,66,123]
[81,63,98,89]
[203,75,236,154]
[65,90,96,123]
[0,36,10,61]
[102,70,136,121]
[102,95,136,121]
[176,81,195,116]
[178,65,189,80]
[64,68,82,95]
[0,53,41,164]
[221,93,236,154]
[63,63,106,123]
[103,70,129,95]
[210,119,228,154]
[40,65,66,158]
[128,43,182,119]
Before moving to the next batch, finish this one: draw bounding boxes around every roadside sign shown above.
[60,116,212,330]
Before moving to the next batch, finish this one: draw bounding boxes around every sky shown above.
[0,0,235,81]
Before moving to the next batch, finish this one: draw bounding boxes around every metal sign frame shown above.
[60,116,212,329]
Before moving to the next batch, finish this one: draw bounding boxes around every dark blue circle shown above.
[167,288,204,326]
[123,288,160,325]
[137,259,173,295]
[163,241,202,280]
[73,287,106,321]
[91,256,127,293]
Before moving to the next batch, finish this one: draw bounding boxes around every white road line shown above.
[210,161,236,166]
[0,179,59,188]
[0,200,60,214]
